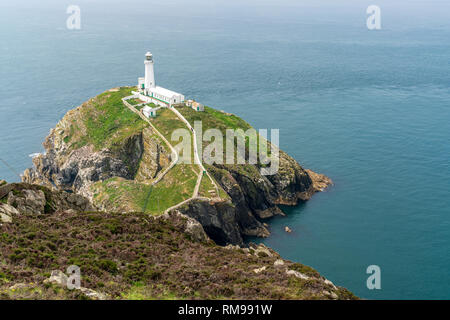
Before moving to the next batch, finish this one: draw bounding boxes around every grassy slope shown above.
[57,89,262,213]
[92,164,198,215]
[89,103,200,214]
[0,210,357,300]
[143,164,198,213]
[178,106,252,134]
[64,87,148,152]
[177,105,271,195]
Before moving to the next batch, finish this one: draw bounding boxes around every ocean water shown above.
[1,0,449,299]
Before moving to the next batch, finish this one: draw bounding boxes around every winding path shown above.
[169,107,220,198]
[122,98,178,186]
[123,96,221,214]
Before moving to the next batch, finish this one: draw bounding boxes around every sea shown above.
[0,0,449,299]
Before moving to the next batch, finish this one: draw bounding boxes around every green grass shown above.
[135,102,157,111]
[178,106,252,134]
[91,178,152,212]
[83,100,203,213]
[91,164,198,215]
[151,107,197,162]
[142,164,198,214]
[67,87,148,152]
[177,105,267,166]
[198,173,216,198]
[151,108,188,140]
[151,107,231,200]
[197,172,229,200]
[126,98,144,106]
[121,283,181,300]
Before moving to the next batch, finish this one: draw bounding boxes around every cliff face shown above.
[209,151,321,220]
[22,88,165,204]
[0,183,94,222]
[181,151,331,243]
[176,199,244,246]
[23,134,143,197]
[23,88,331,246]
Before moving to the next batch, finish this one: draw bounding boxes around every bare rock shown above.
[23,132,144,200]
[79,287,107,300]
[44,270,68,287]
[162,210,210,243]
[8,283,28,290]
[253,266,267,274]
[305,169,333,192]
[134,127,169,182]
[323,290,338,299]
[324,279,337,290]
[184,215,210,243]
[175,198,243,245]
[224,244,241,250]
[0,203,19,223]
[254,244,273,258]
[0,212,12,223]
[286,269,310,280]
[330,292,338,299]
[7,189,46,215]
[0,183,95,215]
[274,259,285,267]
[285,226,292,233]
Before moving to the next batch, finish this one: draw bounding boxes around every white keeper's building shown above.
[137,52,185,107]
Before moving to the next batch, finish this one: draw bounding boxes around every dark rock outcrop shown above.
[161,210,211,243]
[23,133,144,198]
[176,199,244,245]
[0,183,94,222]
[204,150,331,242]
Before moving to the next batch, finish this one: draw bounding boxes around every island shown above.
[0,53,355,300]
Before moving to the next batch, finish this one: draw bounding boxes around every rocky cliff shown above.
[0,182,94,224]
[175,155,331,246]
[23,87,332,246]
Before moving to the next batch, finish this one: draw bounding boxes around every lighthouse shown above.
[136,51,185,107]
[144,52,155,90]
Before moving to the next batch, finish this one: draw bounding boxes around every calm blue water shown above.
[1,0,449,299]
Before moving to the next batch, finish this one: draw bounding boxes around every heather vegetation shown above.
[0,206,356,300]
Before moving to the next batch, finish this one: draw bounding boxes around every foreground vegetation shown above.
[0,207,356,300]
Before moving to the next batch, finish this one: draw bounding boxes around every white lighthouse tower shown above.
[136,51,185,107]
[144,52,155,90]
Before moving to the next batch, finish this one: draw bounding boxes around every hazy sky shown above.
[2,0,449,21]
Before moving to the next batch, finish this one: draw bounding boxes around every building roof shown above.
[150,86,183,98]
[192,101,204,107]
[143,106,156,112]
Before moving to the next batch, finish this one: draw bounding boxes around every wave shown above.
[29,153,42,158]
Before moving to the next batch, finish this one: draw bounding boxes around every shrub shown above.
[96,259,118,274]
